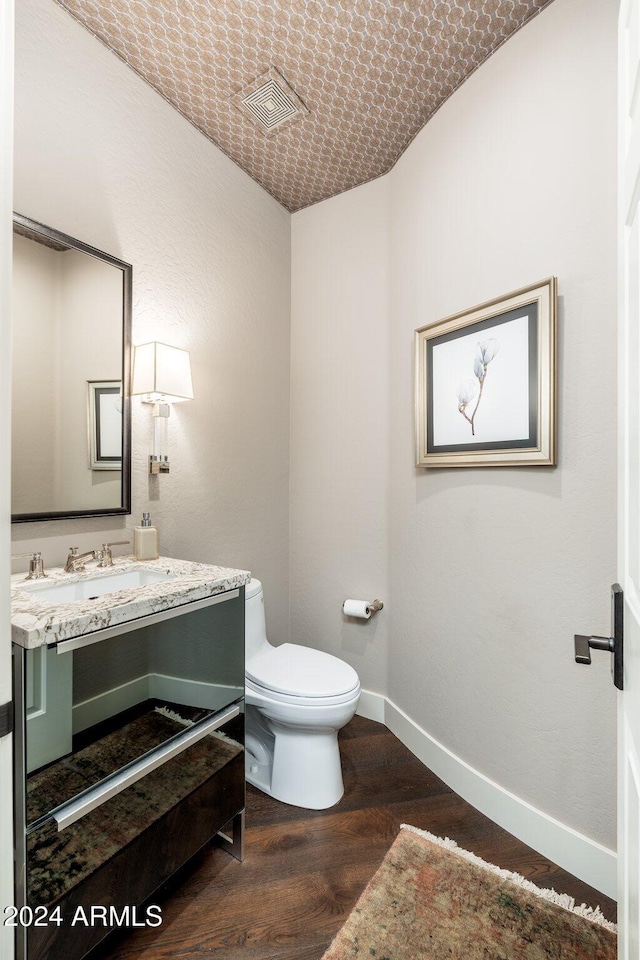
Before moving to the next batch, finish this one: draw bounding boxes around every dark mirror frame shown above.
[11,213,132,523]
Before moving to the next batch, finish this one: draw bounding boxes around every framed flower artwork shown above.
[414,277,557,467]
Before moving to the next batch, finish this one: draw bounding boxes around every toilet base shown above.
[245,705,346,810]
[245,718,274,796]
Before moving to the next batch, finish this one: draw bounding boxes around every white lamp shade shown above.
[132,342,194,403]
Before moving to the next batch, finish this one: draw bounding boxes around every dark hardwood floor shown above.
[92,716,616,960]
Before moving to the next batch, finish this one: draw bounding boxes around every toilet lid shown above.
[246,643,359,698]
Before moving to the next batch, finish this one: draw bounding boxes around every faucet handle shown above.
[64,546,86,573]
[11,551,47,581]
[97,541,130,568]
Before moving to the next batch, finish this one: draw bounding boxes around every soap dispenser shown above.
[133,513,159,561]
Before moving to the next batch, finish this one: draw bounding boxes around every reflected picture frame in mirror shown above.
[88,380,123,471]
[11,214,132,522]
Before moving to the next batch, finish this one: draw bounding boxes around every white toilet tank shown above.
[245,578,271,660]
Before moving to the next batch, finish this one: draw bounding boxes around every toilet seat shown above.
[246,675,360,708]
[246,642,359,700]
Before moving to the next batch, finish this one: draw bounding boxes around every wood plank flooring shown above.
[92,716,616,960]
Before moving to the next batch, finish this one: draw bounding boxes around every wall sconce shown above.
[132,341,194,475]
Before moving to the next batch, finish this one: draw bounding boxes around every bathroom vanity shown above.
[11,556,250,960]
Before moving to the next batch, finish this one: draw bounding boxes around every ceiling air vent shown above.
[232,67,308,135]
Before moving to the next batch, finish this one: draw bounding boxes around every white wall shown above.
[389,0,618,850]
[291,177,391,689]
[291,0,618,857]
[11,0,291,641]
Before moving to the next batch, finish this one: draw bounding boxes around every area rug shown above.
[321,824,616,960]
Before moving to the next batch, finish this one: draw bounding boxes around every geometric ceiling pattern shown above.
[54,0,555,212]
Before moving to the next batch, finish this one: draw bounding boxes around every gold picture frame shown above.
[415,277,557,468]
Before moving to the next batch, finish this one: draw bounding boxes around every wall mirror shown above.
[12,214,132,522]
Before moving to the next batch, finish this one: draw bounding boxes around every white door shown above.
[0,2,14,959]
[619,0,640,954]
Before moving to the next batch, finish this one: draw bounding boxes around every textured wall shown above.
[12,0,291,641]
[290,0,618,849]
[291,178,390,690]
[388,0,617,849]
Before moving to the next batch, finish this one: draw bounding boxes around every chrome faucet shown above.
[64,541,130,573]
[64,547,97,574]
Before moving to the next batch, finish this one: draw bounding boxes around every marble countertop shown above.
[11,555,251,649]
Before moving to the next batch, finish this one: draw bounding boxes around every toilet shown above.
[244,578,360,809]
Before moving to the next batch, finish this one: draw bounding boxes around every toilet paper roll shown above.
[343,599,372,619]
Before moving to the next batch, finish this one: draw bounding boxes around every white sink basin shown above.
[19,569,176,604]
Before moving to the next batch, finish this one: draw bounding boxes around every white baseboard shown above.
[149,674,243,712]
[356,690,616,900]
[73,676,150,733]
[356,688,386,723]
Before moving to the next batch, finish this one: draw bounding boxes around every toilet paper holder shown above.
[342,598,384,618]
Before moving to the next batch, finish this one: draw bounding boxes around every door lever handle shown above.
[574,634,614,664]
[573,583,623,689]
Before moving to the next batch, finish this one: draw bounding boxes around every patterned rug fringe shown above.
[154,705,243,748]
[155,706,195,727]
[400,824,616,932]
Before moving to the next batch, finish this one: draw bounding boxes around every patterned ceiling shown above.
[54,0,555,212]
